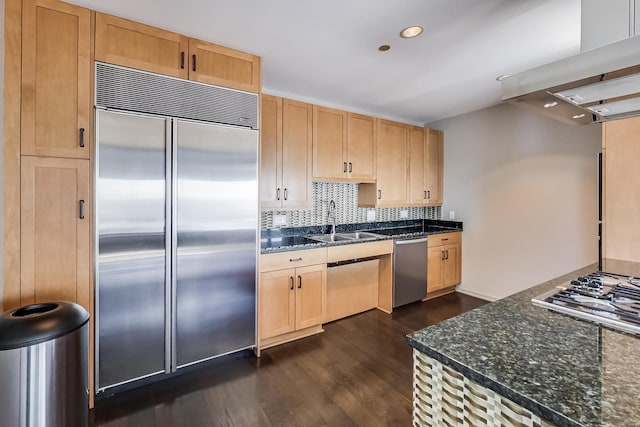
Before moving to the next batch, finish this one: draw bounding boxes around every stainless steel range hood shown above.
[501,35,640,125]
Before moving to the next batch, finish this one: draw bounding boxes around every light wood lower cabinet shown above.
[259,249,327,348]
[259,264,326,343]
[20,156,91,310]
[427,232,461,293]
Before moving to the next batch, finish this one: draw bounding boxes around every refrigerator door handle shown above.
[169,118,178,372]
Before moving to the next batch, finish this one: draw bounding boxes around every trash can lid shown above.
[0,301,89,350]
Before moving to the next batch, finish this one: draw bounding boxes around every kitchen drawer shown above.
[428,232,461,247]
[327,239,393,263]
[260,248,327,272]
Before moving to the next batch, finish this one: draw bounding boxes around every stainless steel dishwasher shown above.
[393,237,428,308]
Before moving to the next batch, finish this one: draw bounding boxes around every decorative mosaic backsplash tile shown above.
[261,182,441,228]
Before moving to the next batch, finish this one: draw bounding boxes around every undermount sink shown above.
[305,231,383,243]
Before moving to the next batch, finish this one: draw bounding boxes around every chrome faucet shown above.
[329,200,336,235]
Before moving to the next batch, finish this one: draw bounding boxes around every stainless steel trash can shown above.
[0,301,89,427]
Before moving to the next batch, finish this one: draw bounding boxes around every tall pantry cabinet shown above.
[19,0,93,313]
[8,0,95,404]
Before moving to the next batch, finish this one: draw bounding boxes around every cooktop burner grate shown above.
[532,272,640,335]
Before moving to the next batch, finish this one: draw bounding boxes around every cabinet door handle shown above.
[445,250,449,260]
[192,54,197,72]
[283,188,288,200]
[377,189,382,200]
[423,190,427,199]
[180,52,185,69]
[79,128,85,148]
[427,190,431,199]
[290,276,294,290]
[297,275,302,289]
[343,162,347,173]
[79,200,85,220]
[441,250,445,260]
[348,162,352,173]
[276,188,281,201]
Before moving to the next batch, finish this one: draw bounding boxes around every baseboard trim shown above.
[455,286,497,302]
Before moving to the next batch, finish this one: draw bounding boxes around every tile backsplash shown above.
[261,182,441,228]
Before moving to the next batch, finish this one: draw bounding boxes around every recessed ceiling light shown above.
[544,101,558,108]
[378,44,391,52]
[496,74,511,81]
[572,113,586,119]
[400,26,423,39]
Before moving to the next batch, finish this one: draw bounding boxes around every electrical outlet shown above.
[366,210,376,222]
[273,214,287,227]
[400,209,409,219]
[449,211,455,220]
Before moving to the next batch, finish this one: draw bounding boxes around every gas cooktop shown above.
[532,272,640,336]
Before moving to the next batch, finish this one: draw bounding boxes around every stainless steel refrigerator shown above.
[95,109,258,392]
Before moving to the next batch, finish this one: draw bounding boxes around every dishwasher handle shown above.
[394,237,428,245]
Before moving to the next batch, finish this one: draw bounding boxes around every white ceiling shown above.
[68,0,582,125]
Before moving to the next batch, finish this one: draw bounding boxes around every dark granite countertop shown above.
[260,219,463,254]
[407,259,640,427]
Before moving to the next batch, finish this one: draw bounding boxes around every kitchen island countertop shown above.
[407,259,640,427]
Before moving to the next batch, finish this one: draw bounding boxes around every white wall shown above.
[429,103,601,301]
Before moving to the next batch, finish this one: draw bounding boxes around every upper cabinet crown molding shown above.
[22,0,92,159]
[95,12,261,93]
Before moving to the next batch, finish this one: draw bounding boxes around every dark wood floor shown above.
[91,293,487,427]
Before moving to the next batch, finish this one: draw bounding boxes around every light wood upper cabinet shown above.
[408,126,427,204]
[313,106,348,180]
[426,129,444,205]
[347,113,376,182]
[22,0,92,159]
[188,39,260,93]
[95,13,261,92]
[603,117,640,262]
[95,13,189,79]
[20,156,91,311]
[260,96,313,209]
[281,98,313,208]
[260,95,283,209]
[312,108,376,182]
[409,127,444,206]
[359,119,409,207]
